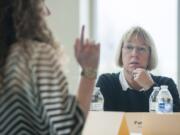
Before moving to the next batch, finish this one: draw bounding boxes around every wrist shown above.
[144,81,155,90]
[81,67,97,79]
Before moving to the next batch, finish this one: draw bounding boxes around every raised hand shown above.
[74,25,100,70]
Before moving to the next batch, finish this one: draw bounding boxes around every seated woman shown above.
[96,26,180,112]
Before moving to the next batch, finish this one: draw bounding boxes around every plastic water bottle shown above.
[156,85,173,113]
[149,86,160,112]
[90,87,104,111]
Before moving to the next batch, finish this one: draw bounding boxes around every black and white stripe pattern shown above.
[0,40,84,135]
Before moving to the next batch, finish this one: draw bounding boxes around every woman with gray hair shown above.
[97,26,180,112]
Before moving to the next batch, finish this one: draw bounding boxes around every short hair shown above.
[116,26,158,70]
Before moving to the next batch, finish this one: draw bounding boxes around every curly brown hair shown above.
[0,0,55,66]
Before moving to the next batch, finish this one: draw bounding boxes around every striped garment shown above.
[0,40,85,135]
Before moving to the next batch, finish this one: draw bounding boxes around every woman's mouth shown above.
[129,62,140,67]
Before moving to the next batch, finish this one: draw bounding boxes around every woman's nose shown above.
[131,48,139,56]
[45,6,51,16]
[46,6,51,16]
[42,5,51,16]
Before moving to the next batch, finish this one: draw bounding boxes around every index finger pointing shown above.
[80,25,85,46]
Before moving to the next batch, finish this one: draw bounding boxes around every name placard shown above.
[83,112,180,135]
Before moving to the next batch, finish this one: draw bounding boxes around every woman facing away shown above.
[96,26,180,112]
[0,0,100,134]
